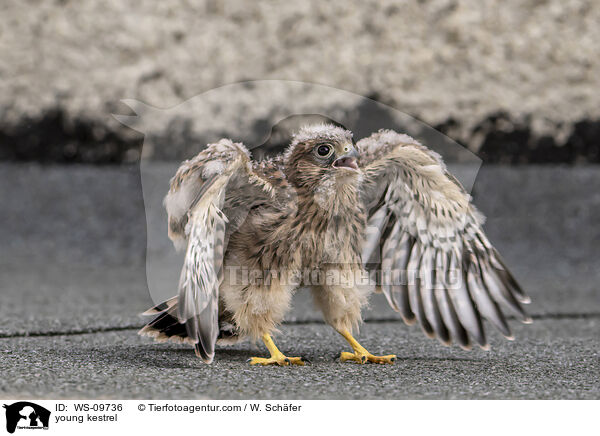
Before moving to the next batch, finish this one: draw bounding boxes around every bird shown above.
[138,124,531,365]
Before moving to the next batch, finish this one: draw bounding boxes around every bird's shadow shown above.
[112,345,259,369]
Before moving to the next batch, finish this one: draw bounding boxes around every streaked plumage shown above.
[139,124,531,364]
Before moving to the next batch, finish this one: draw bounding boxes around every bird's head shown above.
[283,124,361,191]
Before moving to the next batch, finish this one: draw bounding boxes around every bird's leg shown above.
[247,334,306,366]
[337,329,396,364]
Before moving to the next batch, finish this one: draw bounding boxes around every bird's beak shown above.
[332,147,359,171]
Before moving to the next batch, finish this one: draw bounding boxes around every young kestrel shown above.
[139,124,531,365]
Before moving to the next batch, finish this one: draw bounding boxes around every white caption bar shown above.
[0,400,596,435]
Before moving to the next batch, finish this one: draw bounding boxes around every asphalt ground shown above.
[0,164,598,399]
[1,319,598,400]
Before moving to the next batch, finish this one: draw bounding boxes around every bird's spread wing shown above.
[164,139,281,362]
[357,130,531,350]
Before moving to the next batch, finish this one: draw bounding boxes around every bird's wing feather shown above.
[357,130,531,350]
[164,139,281,362]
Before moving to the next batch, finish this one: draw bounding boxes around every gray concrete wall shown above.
[1,1,599,162]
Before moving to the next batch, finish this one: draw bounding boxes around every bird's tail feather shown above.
[139,298,194,345]
[139,297,242,347]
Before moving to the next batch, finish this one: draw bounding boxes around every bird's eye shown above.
[316,144,332,157]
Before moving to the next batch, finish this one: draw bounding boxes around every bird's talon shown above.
[339,351,396,365]
[247,355,305,366]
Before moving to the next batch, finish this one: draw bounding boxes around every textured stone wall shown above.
[1,0,598,162]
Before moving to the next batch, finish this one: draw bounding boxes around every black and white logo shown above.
[3,402,50,434]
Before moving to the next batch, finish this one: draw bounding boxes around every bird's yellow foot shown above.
[247,333,306,366]
[247,355,306,366]
[337,329,396,365]
[339,351,396,364]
